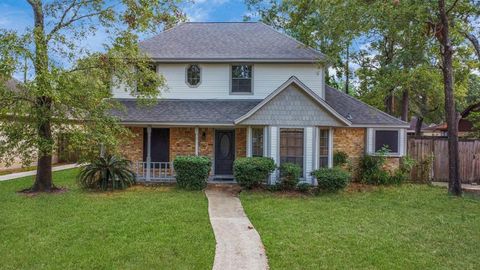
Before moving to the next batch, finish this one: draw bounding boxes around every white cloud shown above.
[184,0,231,22]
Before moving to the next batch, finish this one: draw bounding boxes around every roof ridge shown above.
[139,22,187,45]
[325,85,407,124]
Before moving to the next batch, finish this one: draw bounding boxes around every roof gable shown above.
[236,77,351,126]
[139,22,326,62]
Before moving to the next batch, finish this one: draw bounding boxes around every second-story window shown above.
[231,65,252,93]
[186,64,201,87]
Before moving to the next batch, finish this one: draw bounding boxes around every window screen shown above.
[231,65,252,93]
[374,130,399,153]
[280,128,304,174]
[251,128,264,157]
[319,129,329,168]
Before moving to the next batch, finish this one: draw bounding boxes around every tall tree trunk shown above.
[345,45,349,95]
[438,0,462,196]
[385,90,394,115]
[29,0,54,192]
[401,90,409,121]
[415,116,424,138]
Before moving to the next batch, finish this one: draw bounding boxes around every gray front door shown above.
[215,130,235,175]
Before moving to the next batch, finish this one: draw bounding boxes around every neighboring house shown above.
[111,22,409,184]
[430,102,480,137]
[406,117,442,137]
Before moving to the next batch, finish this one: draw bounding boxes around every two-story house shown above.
[111,22,409,184]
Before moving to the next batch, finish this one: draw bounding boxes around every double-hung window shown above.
[251,127,264,157]
[231,65,252,93]
[280,128,304,175]
[318,129,330,168]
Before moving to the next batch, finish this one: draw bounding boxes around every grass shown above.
[241,185,480,270]
[0,169,215,270]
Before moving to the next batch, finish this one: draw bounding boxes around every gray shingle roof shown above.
[139,22,325,62]
[325,85,408,126]
[111,99,262,124]
[111,86,407,127]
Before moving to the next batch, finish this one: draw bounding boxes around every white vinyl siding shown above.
[111,63,325,99]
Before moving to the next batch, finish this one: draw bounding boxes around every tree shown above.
[0,0,185,192]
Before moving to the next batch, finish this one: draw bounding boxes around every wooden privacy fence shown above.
[408,137,480,184]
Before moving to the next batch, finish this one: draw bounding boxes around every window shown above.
[186,64,201,87]
[231,65,252,93]
[374,130,399,153]
[251,127,264,157]
[319,129,329,168]
[280,128,304,174]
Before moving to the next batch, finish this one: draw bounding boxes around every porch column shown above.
[246,126,252,157]
[328,128,334,168]
[146,126,152,182]
[268,126,279,185]
[195,127,199,156]
[304,127,314,184]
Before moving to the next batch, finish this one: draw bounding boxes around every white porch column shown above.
[146,126,152,182]
[328,127,334,168]
[246,126,252,157]
[195,127,199,156]
[304,127,314,184]
[268,126,279,185]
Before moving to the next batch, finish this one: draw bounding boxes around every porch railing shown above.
[134,161,175,182]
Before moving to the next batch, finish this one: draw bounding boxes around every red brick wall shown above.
[120,127,143,162]
[169,127,196,161]
[235,128,247,158]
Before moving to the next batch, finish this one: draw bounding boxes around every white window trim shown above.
[368,128,405,157]
[185,64,201,88]
[230,64,254,95]
[316,127,333,169]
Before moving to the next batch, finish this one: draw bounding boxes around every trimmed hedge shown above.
[312,167,351,192]
[173,156,212,190]
[279,163,301,190]
[233,157,276,189]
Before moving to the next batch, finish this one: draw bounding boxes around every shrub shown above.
[233,157,276,189]
[173,156,212,190]
[333,151,349,167]
[359,153,388,185]
[312,167,351,192]
[279,163,302,190]
[77,155,136,191]
[296,183,312,193]
[390,156,416,184]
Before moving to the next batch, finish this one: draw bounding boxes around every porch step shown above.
[207,183,241,194]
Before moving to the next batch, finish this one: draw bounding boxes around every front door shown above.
[215,130,235,175]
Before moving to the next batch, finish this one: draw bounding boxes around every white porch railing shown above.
[134,161,175,182]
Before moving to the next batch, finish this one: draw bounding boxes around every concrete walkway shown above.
[205,186,269,270]
[0,164,79,182]
[432,182,480,195]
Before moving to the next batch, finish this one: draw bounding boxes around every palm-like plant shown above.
[77,155,136,191]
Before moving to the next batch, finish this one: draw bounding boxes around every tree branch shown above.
[463,32,480,61]
[46,0,112,41]
[446,0,460,15]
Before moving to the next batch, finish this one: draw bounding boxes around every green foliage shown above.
[279,163,301,190]
[77,155,135,191]
[233,157,276,189]
[296,183,312,193]
[333,151,349,167]
[0,0,186,188]
[173,156,211,190]
[359,152,389,185]
[312,167,351,193]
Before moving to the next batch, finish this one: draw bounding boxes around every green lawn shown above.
[0,169,215,270]
[241,185,480,270]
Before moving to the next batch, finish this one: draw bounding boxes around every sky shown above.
[0,0,251,35]
[0,0,252,79]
